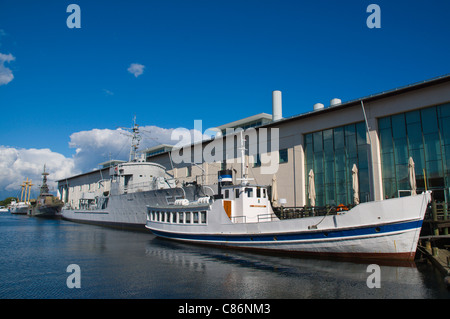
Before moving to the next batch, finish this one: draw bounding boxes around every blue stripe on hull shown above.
[148,219,423,243]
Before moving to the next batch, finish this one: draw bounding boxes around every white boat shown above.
[9,201,29,215]
[146,182,431,262]
[9,178,33,215]
[145,132,432,262]
[0,206,9,213]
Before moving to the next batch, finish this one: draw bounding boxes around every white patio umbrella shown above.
[271,174,279,206]
[308,169,316,207]
[352,164,360,205]
[408,157,417,196]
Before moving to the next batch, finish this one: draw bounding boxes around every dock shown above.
[417,244,450,289]
[419,200,450,288]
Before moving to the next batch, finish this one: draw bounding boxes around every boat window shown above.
[235,189,240,198]
[193,212,199,224]
[156,212,160,222]
[224,190,229,198]
[201,211,207,224]
[263,188,266,198]
[178,212,184,223]
[171,212,176,223]
[185,212,191,223]
[245,187,253,197]
[256,187,261,198]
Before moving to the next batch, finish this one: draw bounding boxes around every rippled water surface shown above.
[0,213,449,299]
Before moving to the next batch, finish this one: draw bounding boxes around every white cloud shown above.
[69,128,131,171]
[127,63,145,77]
[0,123,216,199]
[0,52,15,86]
[103,89,114,96]
[68,126,177,172]
[0,146,77,198]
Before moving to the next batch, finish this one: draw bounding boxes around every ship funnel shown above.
[272,90,282,121]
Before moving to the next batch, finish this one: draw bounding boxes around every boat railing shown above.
[257,213,279,222]
[231,213,279,223]
[273,204,355,220]
[231,216,246,223]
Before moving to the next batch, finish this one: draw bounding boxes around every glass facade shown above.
[305,122,370,206]
[379,103,450,202]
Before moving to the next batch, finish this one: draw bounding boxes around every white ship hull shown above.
[10,203,29,215]
[62,186,200,230]
[146,191,431,262]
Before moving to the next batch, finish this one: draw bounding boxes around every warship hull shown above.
[61,186,205,231]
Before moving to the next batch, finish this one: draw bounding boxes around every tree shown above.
[0,197,17,207]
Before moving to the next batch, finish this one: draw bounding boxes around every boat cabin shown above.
[219,184,278,223]
[109,159,175,195]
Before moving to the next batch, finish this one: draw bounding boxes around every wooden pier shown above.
[419,200,450,287]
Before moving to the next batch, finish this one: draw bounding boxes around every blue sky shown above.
[0,0,450,197]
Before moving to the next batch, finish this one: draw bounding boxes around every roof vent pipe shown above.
[330,98,342,106]
[272,90,282,121]
[313,103,324,111]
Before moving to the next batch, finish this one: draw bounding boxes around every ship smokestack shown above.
[272,90,282,121]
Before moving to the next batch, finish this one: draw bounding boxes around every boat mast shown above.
[19,178,33,203]
[20,178,27,202]
[237,130,252,186]
[40,165,50,195]
[26,179,33,203]
[129,116,142,162]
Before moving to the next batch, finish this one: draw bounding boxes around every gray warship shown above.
[29,166,64,218]
[61,120,212,230]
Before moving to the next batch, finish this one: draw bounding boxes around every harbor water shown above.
[0,213,449,299]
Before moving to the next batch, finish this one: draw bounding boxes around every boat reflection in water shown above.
[144,236,438,299]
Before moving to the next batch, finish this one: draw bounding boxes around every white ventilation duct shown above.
[330,98,342,106]
[313,103,324,111]
[272,90,282,121]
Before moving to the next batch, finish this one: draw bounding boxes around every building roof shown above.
[58,73,450,182]
[98,159,126,168]
[273,73,450,126]
[215,113,273,131]
[142,144,174,154]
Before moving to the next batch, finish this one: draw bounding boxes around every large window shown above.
[304,122,370,206]
[379,103,450,201]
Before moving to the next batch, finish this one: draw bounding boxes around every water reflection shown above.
[0,214,448,299]
[145,237,448,299]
